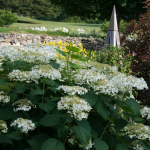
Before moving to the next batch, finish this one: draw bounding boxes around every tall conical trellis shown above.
[103,5,120,48]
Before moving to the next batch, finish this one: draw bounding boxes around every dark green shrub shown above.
[63,16,83,23]
[0,10,17,27]
[101,19,126,33]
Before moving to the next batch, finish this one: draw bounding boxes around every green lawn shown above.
[0,17,106,38]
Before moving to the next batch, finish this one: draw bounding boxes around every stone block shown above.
[4,39,11,42]
[0,42,11,47]
[27,40,32,44]
[0,37,4,42]
[21,34,27,38]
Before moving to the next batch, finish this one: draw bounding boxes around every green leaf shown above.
[55,48,66,56]
[93,139,109,150]
[60,114,73,124]
[41,138,65,150]
[30,90,45,98]
[40,114,61,127]
[66,46,79,52]
[141,141,150,150]
[0,78,10,86]
[76,119,91,132]
[72,126,91,143]
[123,112,136,118]
[71,54,82,59]
[50,97,60,101]
[94,99,110,120]
[6,131,23,140]
[68,62,80,69]
[114,119,128,132]
[116,144,128,150]
[0,134,13,145]
[49,61,60,69]
[126,98,140,116]
[10,92,17,103]
[57,124,67,138]
[0,104,14,120]
[38,101,56,113]
[133,117,144,123]
[81,92,99,106]
[91,128,98,138]
[27,133,50,146]
[45,79,55,87]
[47,87,58,92]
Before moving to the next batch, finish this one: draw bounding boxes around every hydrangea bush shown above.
[0,42,150,150]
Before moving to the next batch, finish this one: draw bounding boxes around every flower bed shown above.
[0,42,149,149]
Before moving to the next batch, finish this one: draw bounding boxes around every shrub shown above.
[101,19,126,33]
[0,10,17,27]
[121,0,150,104]
[0,42,149,149]
[63,16,83,23]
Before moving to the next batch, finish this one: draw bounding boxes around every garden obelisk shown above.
[103,5,120,47]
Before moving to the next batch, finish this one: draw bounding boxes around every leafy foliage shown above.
[121,0,150,104]
[0,40,148,150]
[0,9,17,26]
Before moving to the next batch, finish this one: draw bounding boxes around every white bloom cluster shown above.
[32,65,61,80]
[57,95,92,121]
[57,85,88,95]
[10,118,35,133]
[0,44,57,64]
[132,140,145,150]
[140,106,150,119]
[28,26,47,31]
[122,123,150,140]
[8,64,62,83]
[72,61,148,97]
[0,91,10,103]
[12,99,36,112]
[62,27,68,33]
[76,28,86,34]
[0,120,8,133]
[8,69,40,84]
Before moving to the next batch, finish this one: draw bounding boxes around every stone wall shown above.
[0,33,104,50]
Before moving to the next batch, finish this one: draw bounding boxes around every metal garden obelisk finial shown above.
[103,5,120,47]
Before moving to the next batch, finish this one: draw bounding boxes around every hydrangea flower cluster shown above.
[140,106,150,119]
[10,118,35,133]
[122,123,150,140]
[0,44,57,64]
[57,95,92,121]
[0,91,10,103]
[12,99,36,112]
[57,85,88,95]
[0,120,8,133]
[72,61,148,97]
[132,140,145,150]
[8,64,62,84]
[32,65,61,80]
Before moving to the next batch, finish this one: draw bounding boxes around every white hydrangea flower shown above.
[32,65,61,81]
[140,106,150,119]
[79,139,94,150]
[10,118,35,133]
[0,44,57,64]
[12,99,36,112]
[57,85,88,95]
[122,122,150,140]
[0,91,10,103]
[0,120,8,133]
[57,95,92,121]
[8,64,62,83]
[8,69,40,84]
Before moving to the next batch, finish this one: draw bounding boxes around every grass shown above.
[0,17,106,39]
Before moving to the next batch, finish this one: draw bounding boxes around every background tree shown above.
[50,0,147,30]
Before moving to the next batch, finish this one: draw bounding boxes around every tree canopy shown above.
[50,0,147,26]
